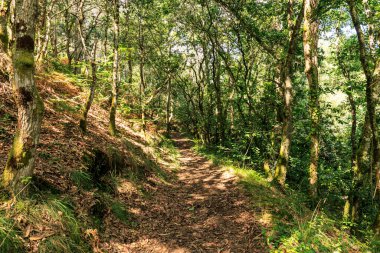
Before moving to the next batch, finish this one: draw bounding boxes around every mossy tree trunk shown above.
[123,1,133,85]
[109,0,120,136]
[77,0,99,133]
[303,0,320,197]
[336,27,370,224]
[0,1,8,51]
[347,0,380,233]
[138,14,146,132]
[2,0,44,196]
[348,0,380,189]
[36,1,55,63]
[273,0,305,186]
[64,0,73,68]
[372,59,380,235]
[80,49,98,132]
[373,53,380,235]
[375,212,380,235]
[212,46,225,144]
[166,77,172,135]
[349,114,371,223]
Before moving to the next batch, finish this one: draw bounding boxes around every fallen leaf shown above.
[29,232,55,241]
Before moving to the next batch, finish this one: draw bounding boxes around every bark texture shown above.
[2,0,44,196]
[347,0,380,188]
[0,2,8,50]
[109,0,120,136]
[347,0,380,233]
[303,0,320,197]
[77,0,99,133]
[274,0,305,186]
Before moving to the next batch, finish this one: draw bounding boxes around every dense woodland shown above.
[1,0,380,252]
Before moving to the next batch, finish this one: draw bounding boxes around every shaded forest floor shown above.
[120,134,266,252]
[0,67,373,252]
[0,69,266,252]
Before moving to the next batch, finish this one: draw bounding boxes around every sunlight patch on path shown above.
[116,135,266,253]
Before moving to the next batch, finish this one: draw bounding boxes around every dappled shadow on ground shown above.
[1,72,265,252]
[115,135,266,253]
[0,72,171,252]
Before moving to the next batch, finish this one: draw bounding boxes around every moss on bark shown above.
[14,50,34,69]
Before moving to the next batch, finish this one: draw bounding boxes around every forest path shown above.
[123,134,266,253]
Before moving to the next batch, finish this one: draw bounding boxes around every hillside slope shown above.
[0,68,375,252]
[0,69,179,252]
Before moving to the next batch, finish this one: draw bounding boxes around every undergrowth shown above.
[193,141,376,253]
[0,193,91,253]
[111,201,137,227]
[0,64,180,252]
[0,214,24,253]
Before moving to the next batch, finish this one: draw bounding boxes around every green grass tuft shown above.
[51,99,80,113]
[38,235,90,253]
[193,141,374,253]
[70,170,94,190]
[111,202,137,227]
[0,215,24,253]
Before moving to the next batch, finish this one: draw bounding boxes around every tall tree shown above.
[0,0,8,51]
[77,0,100,132]
[2,0,44,196]
[109,0,120,136]
[347,0,380,186]
[303,0,320,197]
[273,0,305,186]
[63,0,74,68]
[347,0,380,233]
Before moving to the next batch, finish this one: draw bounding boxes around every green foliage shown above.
[35,198,82,241]
[5,0,379,249]
[0,113,13,122]
[152,136,180,171]
[277,214,368,253]
[1,194,91,253]
[0,215,24,253]
[194,142,374,252]
[70,170,94,190]
[97,172,119,194]
[51,99,80,114]
[14,51,34,69]
[111,202,137,227]
[38,235,90,253]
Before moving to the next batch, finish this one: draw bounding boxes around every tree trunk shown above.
[128,58,133,84]
[80,43,98,132]
[51,20,58,58]
[336,26,366,224]
[64,0,72,67]
[375,212,380,235]
[76,0,99,133]
[36,10,51,63]
[104,14,109,61]
[138,15,146,132]
[211,46,224,144]
[109,0,120,136]
[0,2,8,51]
[373,55,380,190]
[2,0,44,196]
[124,2,133,85]
[347,0,380,233]
[363,0,375,56]
[303,0,320,197]
[36,0,55,63]
[274,0,305,186]
[140,59,146,131]
[166,77,172,134]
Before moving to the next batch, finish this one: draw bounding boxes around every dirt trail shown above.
[122,135,266,253]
